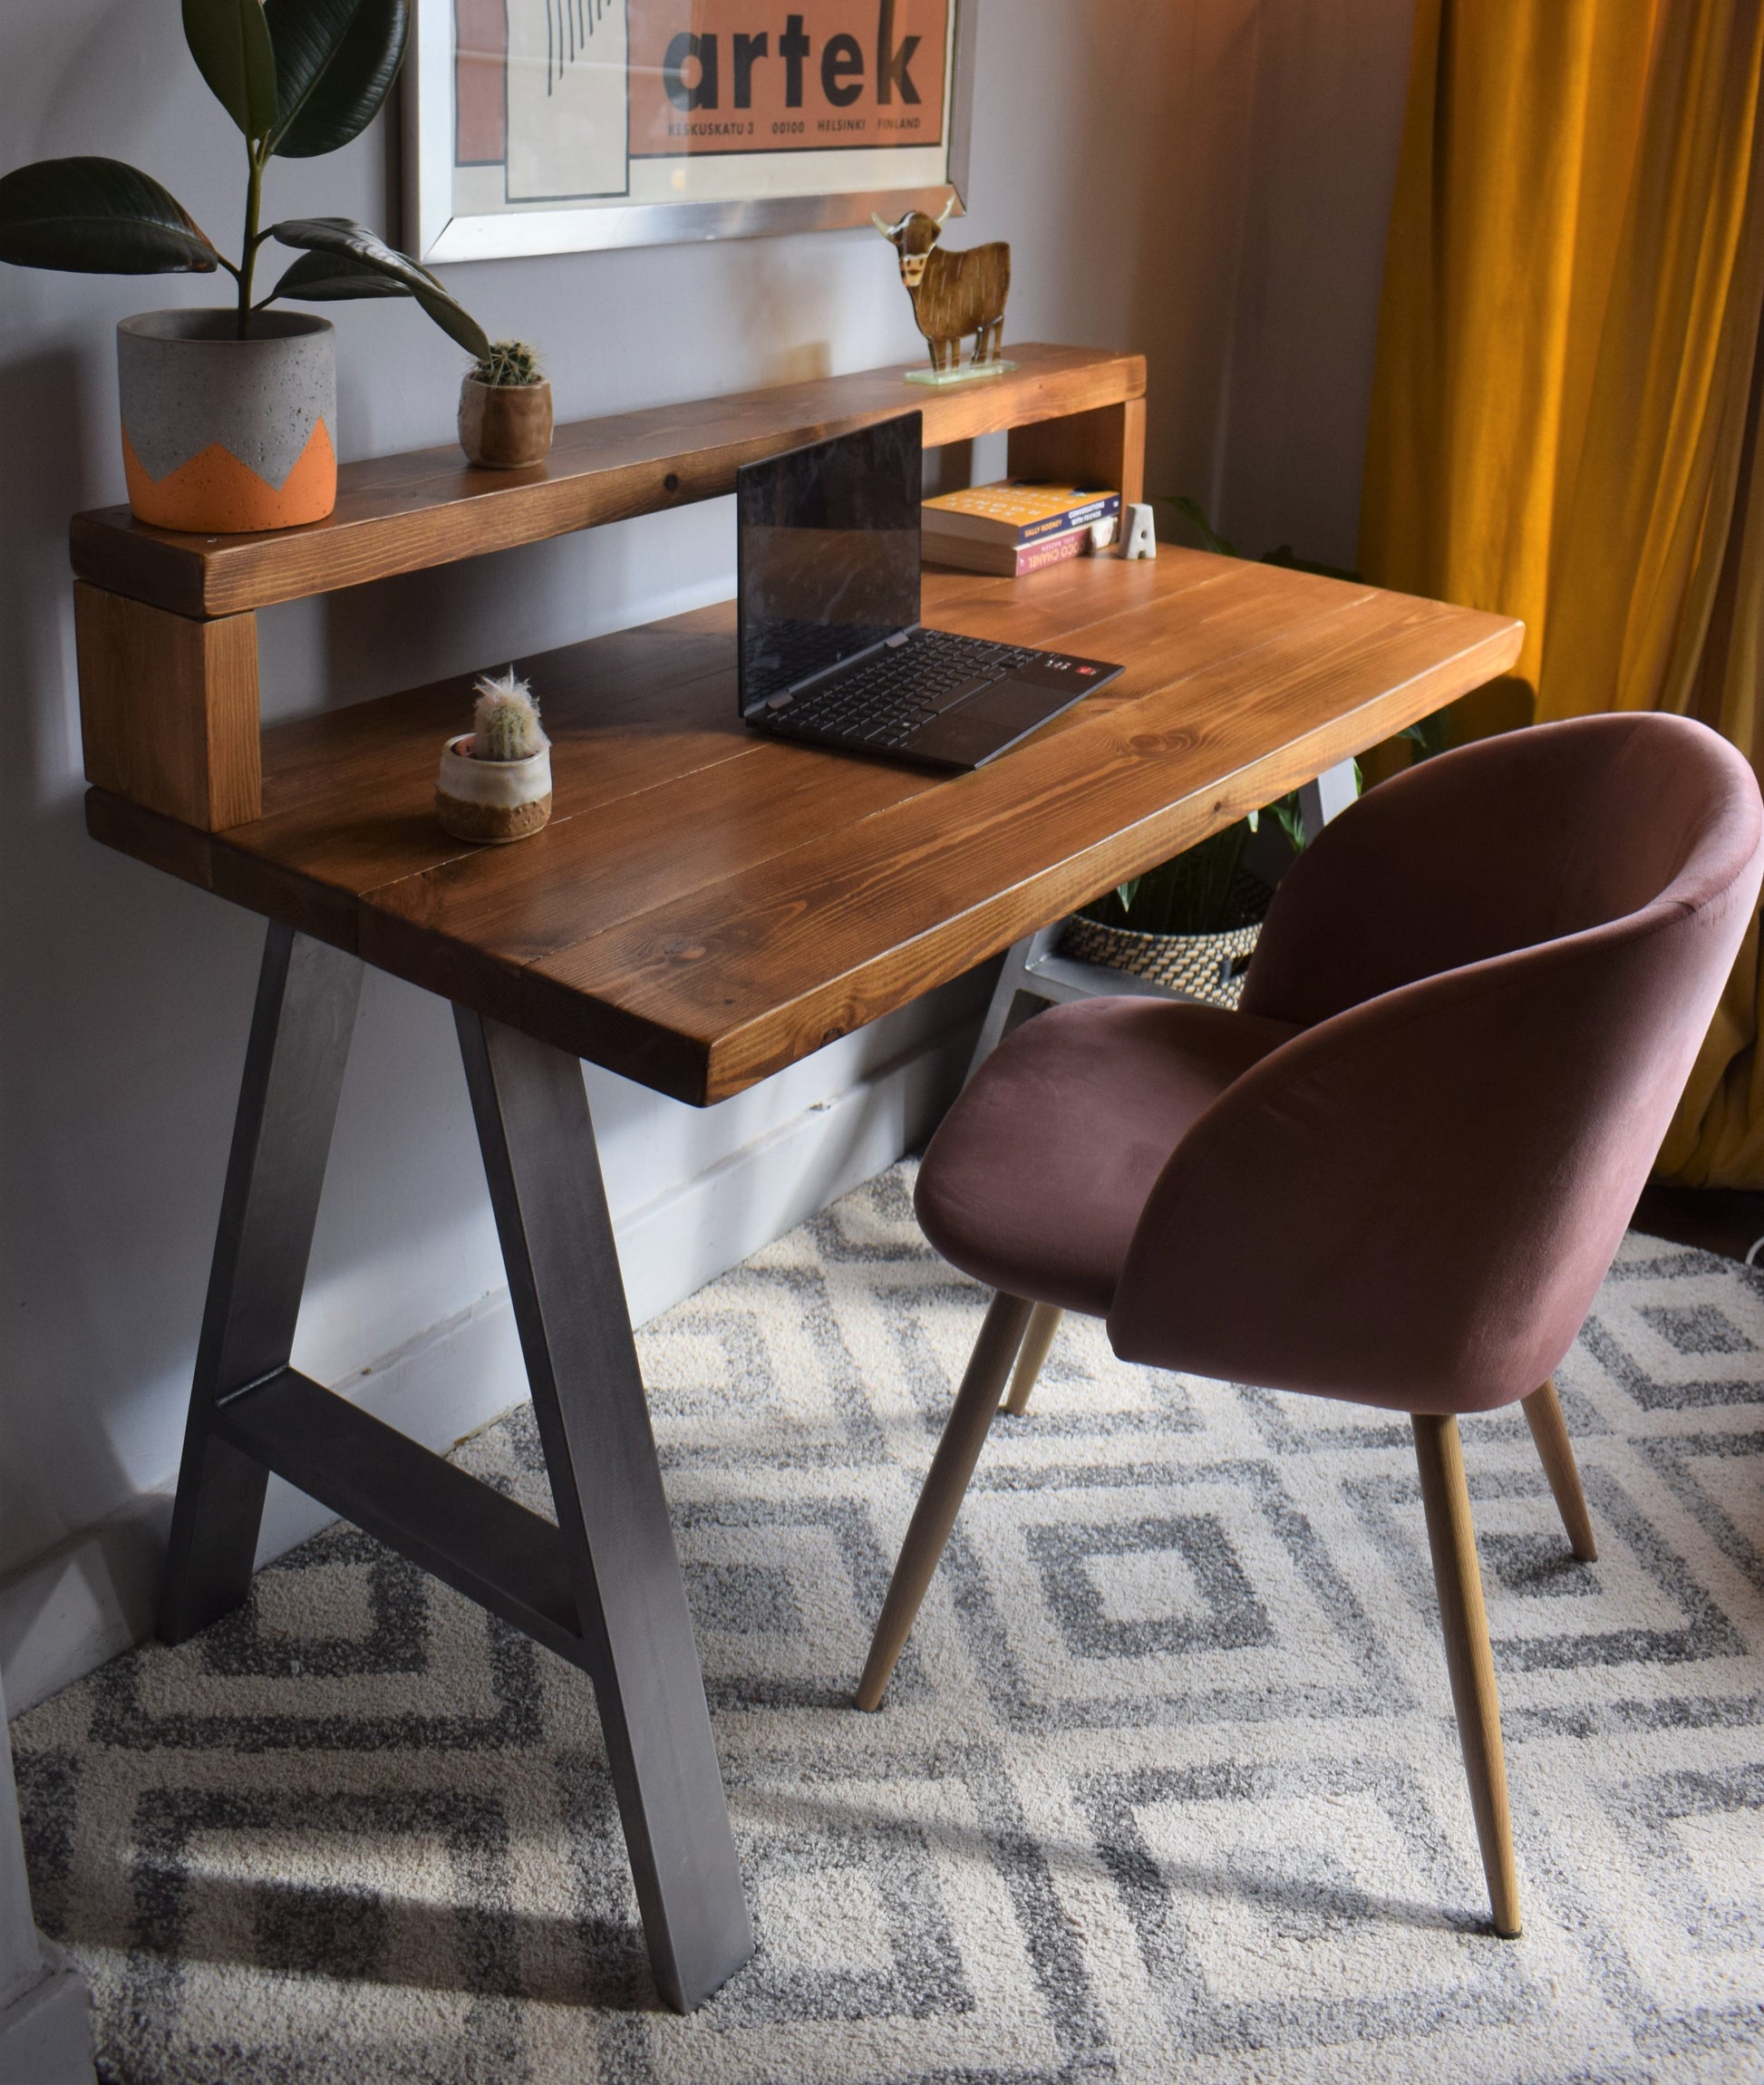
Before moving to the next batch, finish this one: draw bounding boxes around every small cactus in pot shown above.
[474,340,544,388]
[436,668,553,844]
[459,340,553,469]
[473,671,548,761]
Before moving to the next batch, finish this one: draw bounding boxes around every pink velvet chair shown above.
[857,712,1764,1938]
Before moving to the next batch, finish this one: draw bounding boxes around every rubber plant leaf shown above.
[269,246,411,300]
[181,0,280,140]
[0,159,218,274]
[265,0,409,158]
[270,217,488,354]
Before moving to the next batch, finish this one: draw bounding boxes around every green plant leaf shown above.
[1272,794,1307,853]
[265,0,408,157]
[182,0,279,139]
[1159,495,1238,559]
[268,246,410,300]
[1261,543,1363,583]
[0,158,218,274]
[1400,711,1451,761]
[269,217,488,354]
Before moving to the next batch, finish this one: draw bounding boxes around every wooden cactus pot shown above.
[435,734,553,843]
[117,310,337,533]
[458,377,553,469]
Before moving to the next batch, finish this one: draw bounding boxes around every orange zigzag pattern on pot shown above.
[121,419,337,534]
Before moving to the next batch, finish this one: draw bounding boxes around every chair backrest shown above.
[1108,714,1764,1413]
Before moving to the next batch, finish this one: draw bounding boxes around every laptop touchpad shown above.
[918,679,1079,766]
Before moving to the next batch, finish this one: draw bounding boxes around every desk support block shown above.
[456,1011,753,2012]
[73,582,261,829]
[1007,396,1146,508]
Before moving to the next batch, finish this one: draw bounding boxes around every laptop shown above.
[736,412,1123,770]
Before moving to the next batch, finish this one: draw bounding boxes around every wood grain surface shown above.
[87,551,1523,1104]
[69,344,1146,621]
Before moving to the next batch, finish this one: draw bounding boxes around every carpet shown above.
[12,1161,1764,2083]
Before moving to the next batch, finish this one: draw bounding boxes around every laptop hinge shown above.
[744,626,925,719]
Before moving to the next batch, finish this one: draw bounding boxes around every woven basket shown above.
[1057,916,1260,1010]
[1057,871,1273,1012]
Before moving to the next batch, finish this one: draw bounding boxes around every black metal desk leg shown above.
[159,925,364,1642]
[455,1011,754,2013]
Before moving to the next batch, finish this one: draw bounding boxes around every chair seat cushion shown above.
[916,996,1300,1316]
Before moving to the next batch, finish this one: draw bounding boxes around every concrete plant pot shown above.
[117,310,336,534]
[458,376,553,468]
[435,733,553,844]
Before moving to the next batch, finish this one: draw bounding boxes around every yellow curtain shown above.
[1358,0,1764,1186]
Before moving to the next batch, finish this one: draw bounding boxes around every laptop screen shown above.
[737,412,923,711]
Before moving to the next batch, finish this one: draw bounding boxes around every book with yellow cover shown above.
[923,480,1122,548]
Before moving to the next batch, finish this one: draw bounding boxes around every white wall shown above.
[0,0,1415,1713]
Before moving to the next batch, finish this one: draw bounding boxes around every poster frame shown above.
[403,0,978,265]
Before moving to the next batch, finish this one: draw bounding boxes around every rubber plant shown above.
[0,0,486,355]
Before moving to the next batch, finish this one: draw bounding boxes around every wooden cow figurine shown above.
[874,196,1011,375]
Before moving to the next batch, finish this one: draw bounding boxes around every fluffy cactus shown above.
[470,340,544,388]
[471,668,548,761]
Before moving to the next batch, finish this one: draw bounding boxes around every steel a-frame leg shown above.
[160,926,364,1640]
[453,1009,752,2011]
[158,924,751,2012]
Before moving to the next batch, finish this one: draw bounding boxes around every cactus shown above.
[470,340,545,388]
[471,668,548,761]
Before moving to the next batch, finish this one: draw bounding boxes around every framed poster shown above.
[405,0,976,264]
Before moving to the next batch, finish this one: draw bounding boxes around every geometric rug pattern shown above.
[11,1161,1764,2083]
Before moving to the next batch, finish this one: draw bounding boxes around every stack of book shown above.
[921,480,1122,577]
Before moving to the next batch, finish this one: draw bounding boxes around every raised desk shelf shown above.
[72,343,1145,621]
[70,343,1145,835]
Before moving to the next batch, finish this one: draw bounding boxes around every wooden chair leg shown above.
[1002,1302,1062,1416]
[1520,1378,1597,1561]
[1410,1413,1522,1938]
[857,1291,1034,1710]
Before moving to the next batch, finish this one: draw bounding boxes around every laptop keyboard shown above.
[759,632,1042,752]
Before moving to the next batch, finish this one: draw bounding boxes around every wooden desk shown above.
[74,351,1522,2015]
[90,552,1518,1105]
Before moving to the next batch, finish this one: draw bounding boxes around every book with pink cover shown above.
[923,529,1094,577]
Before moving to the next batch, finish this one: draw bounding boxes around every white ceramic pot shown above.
[435,734,553,844]
[116,309,336,533]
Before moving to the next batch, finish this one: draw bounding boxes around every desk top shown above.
[88,550,1522,1105]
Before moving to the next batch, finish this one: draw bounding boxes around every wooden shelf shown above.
[70,342,1145,622]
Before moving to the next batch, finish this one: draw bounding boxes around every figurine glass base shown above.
[903,358,1019,388]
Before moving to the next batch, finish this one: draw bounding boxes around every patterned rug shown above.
[12,1162,1764,2084]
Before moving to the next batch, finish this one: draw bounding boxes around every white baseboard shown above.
[0,1003,977,1716]
[0,1944,93,2085]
